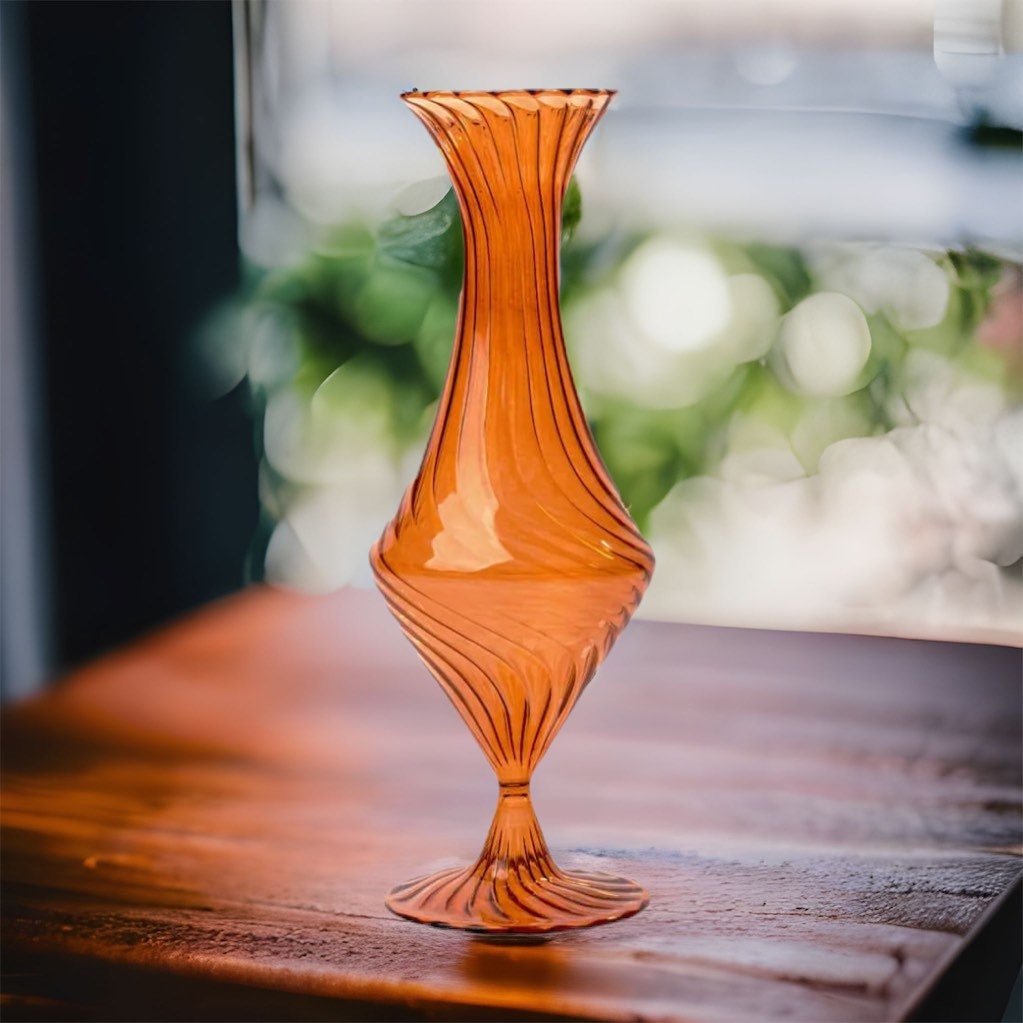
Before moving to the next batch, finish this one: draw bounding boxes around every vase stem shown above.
[385,774,647,932]
[476,781,554,879]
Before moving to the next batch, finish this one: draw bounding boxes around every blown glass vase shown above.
[371,88,654,934]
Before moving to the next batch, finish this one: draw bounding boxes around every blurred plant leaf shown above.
[857,313,905,394]
[414,295,458,392]
[377,189,461,272]
[592,405,697,528]
[311,353,394,424]
[946,248,1003,340]
[735,365,802,433]
[744,243,811,308]
[353,263,436,346]
[562,177,582,243]
[316,222,376,260]
[905,287,975,356]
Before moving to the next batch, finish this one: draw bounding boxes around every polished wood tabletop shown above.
[2,587,1020,1022]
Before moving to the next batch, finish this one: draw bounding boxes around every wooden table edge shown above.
[896,873,1022,1022]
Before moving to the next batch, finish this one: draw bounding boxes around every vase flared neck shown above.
[402,89,612,219]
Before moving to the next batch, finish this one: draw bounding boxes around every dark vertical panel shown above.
[24,1,256,668]
[1,1,54,699]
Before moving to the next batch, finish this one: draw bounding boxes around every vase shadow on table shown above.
[459,938,572,985]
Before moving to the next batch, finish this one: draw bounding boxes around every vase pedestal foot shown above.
[385,863,648,935]
[385,785,647,934]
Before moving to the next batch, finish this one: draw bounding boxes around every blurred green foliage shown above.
[216,182,1014,561]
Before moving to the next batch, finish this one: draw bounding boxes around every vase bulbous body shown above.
[371,89,654,934]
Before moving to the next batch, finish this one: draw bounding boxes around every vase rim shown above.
[401,88,616,100]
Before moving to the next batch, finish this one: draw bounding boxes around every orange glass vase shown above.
[371,89,654,934]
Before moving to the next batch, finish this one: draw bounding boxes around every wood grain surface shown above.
[2,587,1021,1022]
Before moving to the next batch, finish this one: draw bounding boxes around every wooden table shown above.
[3,587,1020,1022]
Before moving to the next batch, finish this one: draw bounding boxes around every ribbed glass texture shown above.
[371,89,654,934]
